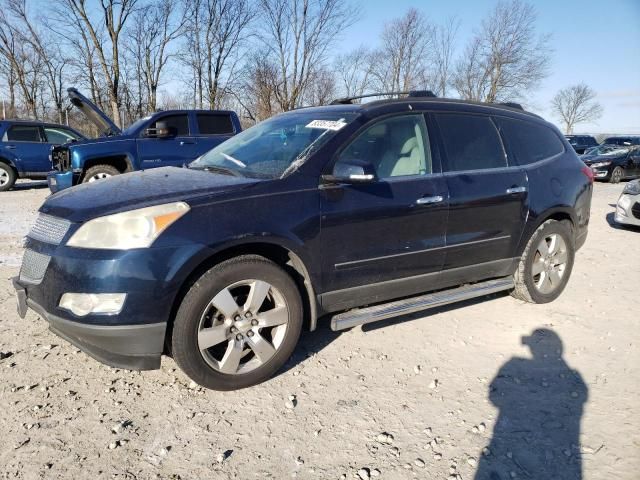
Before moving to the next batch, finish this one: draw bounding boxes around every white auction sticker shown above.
[305,120,347,131]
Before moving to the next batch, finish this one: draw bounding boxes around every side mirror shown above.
[145,121,172,138]
[323,159,377,184]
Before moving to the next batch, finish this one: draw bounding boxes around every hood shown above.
[582,153,625,164]
[68,87,121,137]
[41,167,260,222]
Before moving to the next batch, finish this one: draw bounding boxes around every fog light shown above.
[59,293,126,316]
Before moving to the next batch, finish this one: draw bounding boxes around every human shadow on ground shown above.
[474,328,588,480]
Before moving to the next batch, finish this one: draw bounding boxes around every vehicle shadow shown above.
[11,180,48,191]
[605,212,640,231]
[474,328,588,480]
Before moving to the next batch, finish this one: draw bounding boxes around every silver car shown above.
[615,180,640,227]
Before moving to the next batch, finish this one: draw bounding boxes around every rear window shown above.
[5,125,42,142]
[197,114,234,135]
[435,114,506,171]
[496,118,564,165]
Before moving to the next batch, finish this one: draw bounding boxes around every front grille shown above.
[51,146,70,171]
[19,249,51,285]
[28,214,71,245]
[632,202,640,220]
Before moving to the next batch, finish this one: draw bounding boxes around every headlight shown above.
[67,202,190,249]
[590,161,611,168]
[623,181,640,195]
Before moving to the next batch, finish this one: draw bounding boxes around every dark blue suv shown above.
[48,88,241,192]
[13,92,593,390]
[0,120,84,191]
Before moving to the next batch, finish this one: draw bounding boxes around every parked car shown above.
[565,134,598,154]
[601,136,640,146]
[47,88,241,192]
[13,92,593,390]
[581,145,640,183]
[0,120,85,192]
[614,179,640,227]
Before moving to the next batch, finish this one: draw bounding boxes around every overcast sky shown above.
[343,0,640,134]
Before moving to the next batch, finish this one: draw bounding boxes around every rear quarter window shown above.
[435,113,507,172]
[496,117,564,165]
[197,114,235,135]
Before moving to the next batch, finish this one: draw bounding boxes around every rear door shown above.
[137,113,196,168]
[433,113,528,277]
[193,112,237,156]
[319,113,448,311]
[2,124,51,174]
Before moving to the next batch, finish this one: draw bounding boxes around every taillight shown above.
[581,165,594,184]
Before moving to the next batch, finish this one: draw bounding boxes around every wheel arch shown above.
[164,241,319,354]
[517,208,576,257]
[80,154,134,178]
[0,155,19,173]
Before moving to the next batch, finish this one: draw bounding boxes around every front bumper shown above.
[14,278,165,369]
[13,237,209,370]
[47,170,76,193]
[615,194,640,227]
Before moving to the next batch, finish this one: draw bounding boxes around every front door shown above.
[137,114,196,168]
[433,113,528,277]
[319,113,448,311]
[2,124,50,174]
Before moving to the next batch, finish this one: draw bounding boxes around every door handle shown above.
[506,186,527,194]
[416,195,444,205]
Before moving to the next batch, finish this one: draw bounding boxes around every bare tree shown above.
[369,8,434,93]
[56,0,140,127]
[333,46,373,98]
[126,3,185,113]
[432,16,459,97]
[181,0,254,110]
[552,84,603,134]
[452,0,551,103]
[257,0,358,111]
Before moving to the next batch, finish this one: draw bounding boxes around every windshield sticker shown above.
[305,119,347,131]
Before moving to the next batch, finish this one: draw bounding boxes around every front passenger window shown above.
[338,115,432,178]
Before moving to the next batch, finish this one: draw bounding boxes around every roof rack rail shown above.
[330,90,436,105]
[496,102,524,110]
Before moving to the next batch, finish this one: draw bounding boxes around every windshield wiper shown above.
[191,164,242,177]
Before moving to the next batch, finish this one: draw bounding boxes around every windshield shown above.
[190,111,358,179]
[122,116,152,136]
[589,145,630,156]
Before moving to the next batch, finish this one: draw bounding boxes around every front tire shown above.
[171,255,303,390]
[512,220,575,304]
[82,164,120,183]
[609,166,623,184]
[0,163,16,192]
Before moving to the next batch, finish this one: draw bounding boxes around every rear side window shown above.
[5,125,42,142]
[435,114,506,171]
[197,114,234,135]
[497,118,564,165]
[150,115,189,136]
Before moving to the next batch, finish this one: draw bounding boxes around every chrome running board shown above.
[330,277,514,331]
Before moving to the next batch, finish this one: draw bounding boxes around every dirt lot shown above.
[0,180,638,480]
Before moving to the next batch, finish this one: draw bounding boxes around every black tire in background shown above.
[82,164,120,183]
[171,255,303,390]
[512,220,575,304]
[609,166,623,184]
[0,162,16,192]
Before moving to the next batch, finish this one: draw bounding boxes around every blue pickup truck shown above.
[0,120,85,191]
[48,88,241,192]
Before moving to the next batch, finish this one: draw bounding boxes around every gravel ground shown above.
[0,180,638,480]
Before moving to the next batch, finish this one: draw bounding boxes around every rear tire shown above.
[171,255,303,390]
[0,163,16,192]
[512,220,575,304]
[609,167,623,184]
[82,164,120,183]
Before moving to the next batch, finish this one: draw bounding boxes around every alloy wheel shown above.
[197,279,289,375]
[0,169,8,186]
[88,172,112,182]
[531,233,568,294]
